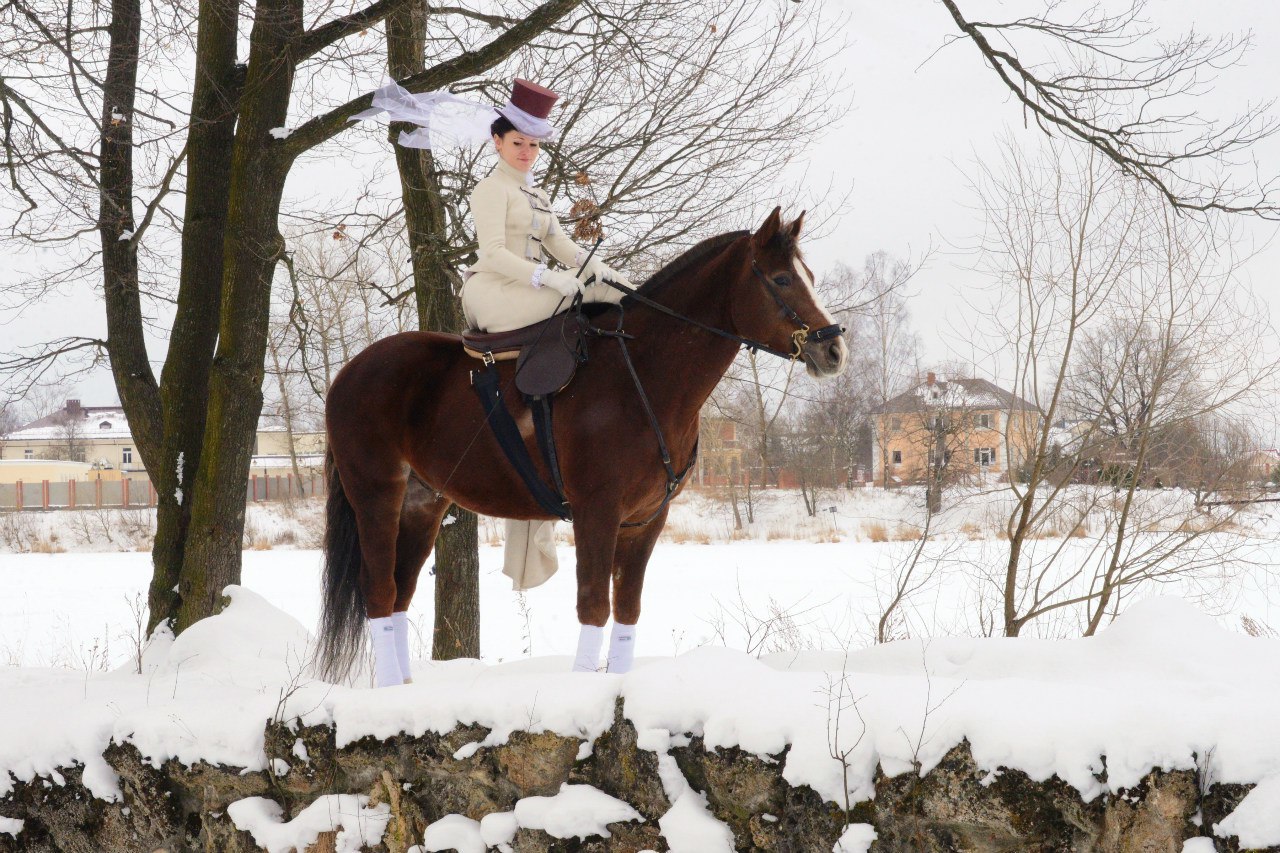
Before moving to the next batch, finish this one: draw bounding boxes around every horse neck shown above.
[619,248,749,415]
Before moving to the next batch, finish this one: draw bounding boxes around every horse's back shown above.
[326,331,464,452]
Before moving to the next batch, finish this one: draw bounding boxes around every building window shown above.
[99,421,113,430]
[24,448,33,459]
[933,415,947,430]
[977,413,992,429]
[975,447,995,466]
[122,447,133,465]
[891,450,902,465]
[890,417,901,430]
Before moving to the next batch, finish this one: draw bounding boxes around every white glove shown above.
[585,258,633,290]
[540,268,585,298]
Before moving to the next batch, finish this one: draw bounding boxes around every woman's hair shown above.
[490,115,516,138]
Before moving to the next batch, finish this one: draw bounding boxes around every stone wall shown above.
[0,701,1270,852]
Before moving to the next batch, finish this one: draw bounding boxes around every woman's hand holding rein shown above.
[540,269,586,298]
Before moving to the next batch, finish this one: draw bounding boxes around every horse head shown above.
[728,206,848,378]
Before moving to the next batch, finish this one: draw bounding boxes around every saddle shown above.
[462,308,592,396]
[462,301,696,527]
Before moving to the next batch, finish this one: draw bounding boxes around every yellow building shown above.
[0,400,327,484]
[0,401,144,479]
[871,373,1041,486]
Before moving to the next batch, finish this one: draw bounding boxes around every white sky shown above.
[5,0,1280,408]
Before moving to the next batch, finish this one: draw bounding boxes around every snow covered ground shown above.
[2,588,1280,849]
[3,486,1280,849]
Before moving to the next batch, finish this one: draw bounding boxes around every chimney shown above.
[65,399,82,417]
[926,372,936,386]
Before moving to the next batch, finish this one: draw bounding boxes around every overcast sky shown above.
[6,0,1280,408]
[802,0,1280,377]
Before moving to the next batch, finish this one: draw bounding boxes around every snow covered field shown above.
[3,486,1280,849]
[3,587,1280,849]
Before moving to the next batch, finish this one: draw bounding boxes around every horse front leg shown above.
[607,507,669,674]
[572,508,622,672]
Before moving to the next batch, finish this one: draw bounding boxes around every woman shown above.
[462,79,630,332]
[355,78,631,331]
[355,79,632,655]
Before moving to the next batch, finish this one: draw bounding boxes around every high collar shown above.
[494,157,535,186]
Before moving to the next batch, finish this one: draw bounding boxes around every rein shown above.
[598,257,846,362]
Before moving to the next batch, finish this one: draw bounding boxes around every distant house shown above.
[0,399,327,484]
[1243,449,1280,483]
[870,373,1042,486]
[0,400,142,479]
[696,416,747,486]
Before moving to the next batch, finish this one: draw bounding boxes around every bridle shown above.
[494,238,849,529]
[597,249,846,363]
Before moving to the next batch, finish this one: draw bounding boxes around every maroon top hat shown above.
[506,79,559,120]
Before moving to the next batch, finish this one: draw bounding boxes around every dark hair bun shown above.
[490,115,516,138]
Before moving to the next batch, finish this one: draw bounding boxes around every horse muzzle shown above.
[801,334,848,378]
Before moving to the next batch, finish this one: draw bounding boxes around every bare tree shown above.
[862,256,922,487]
[1,0,589,633]
[969,138,1278,637]
[942,0,1280,217]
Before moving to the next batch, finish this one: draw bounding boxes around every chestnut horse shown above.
[317,207,847,684]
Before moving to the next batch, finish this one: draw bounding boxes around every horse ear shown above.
[788,210,806,238]
[753,206,783,246]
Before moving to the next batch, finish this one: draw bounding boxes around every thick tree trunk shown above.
[175,0,300,632]
[99,0,162,480]
[148,0,240,632]
[387,2,481,660]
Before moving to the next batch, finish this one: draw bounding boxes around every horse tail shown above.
[315,451,366,683]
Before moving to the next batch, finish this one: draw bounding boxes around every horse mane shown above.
[634,224,801,297]
[635,230,751,296]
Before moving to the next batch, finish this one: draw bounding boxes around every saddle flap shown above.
[515,312,588,396]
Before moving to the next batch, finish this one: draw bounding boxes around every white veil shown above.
[351,81,558,149]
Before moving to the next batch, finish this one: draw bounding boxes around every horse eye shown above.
[774,274,793,287]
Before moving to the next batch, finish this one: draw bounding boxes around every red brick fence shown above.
[0,473,326,511]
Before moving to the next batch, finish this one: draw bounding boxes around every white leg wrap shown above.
[606,622,637,674]
[368,616,404,688]
[573,624,605,673]
[391,611,412,684]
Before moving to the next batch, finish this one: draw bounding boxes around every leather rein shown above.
[597,256,847,363]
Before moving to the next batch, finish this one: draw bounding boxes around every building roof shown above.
[5,401,322,443]
[7,406,133,441]
[872,376,1040,415]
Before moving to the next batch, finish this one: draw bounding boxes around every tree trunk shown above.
[175,0,299,632]
[147,0,240,632]
[926,427,945,514]
[387,2,481,659]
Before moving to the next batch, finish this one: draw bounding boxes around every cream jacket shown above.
[461,158,623,334]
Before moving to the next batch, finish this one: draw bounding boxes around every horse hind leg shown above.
[390,477,452,682]
[343,470,409,688]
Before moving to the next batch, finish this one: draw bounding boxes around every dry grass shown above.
[891,525,923,542]
[662,523,711,544]
[30,534,66,554]
[865,522,889,543]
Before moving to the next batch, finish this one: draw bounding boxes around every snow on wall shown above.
[2,587,1280,846]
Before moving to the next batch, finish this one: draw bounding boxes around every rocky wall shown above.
[0,700,1270,853]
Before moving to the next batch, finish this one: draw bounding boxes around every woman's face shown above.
[493,130,541,172]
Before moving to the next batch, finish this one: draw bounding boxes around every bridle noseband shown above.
[747,261,846,361]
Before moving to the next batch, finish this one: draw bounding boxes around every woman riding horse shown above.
[335,79,848,688]
[353,79,633,685]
